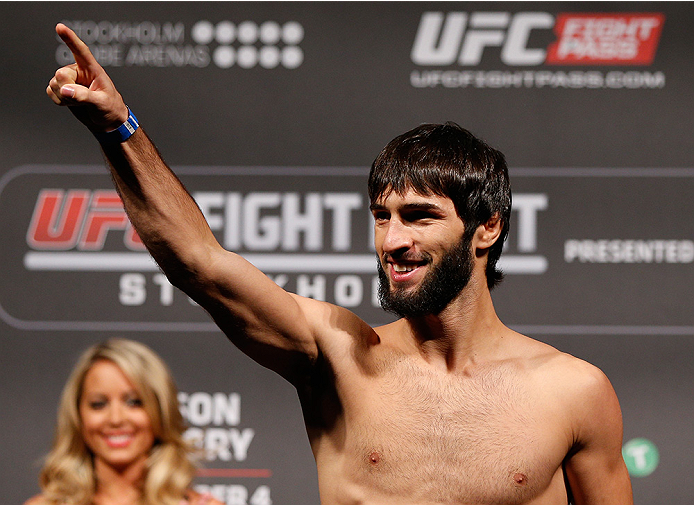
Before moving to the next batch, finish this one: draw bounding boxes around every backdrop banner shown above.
[2,3,692,504]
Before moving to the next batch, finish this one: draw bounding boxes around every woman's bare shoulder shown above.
[185,489,226,505]
[24,490,225,505]
[23,495,50,505]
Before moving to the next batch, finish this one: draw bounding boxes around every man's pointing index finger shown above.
[56,23,99,70]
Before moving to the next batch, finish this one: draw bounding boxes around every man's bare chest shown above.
[322,352,568,504]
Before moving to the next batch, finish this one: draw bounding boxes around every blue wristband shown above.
[94,107,140,144]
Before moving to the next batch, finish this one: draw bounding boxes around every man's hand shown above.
[46,23,129,132]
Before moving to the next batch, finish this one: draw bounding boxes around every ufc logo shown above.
[27,189,144,251]
[411,11,554,66]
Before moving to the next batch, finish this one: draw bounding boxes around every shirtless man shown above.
[47,23,633,505]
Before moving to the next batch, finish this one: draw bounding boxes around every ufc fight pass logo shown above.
[411,11,665,66]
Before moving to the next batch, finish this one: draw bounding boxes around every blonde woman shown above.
[24,339,223,505]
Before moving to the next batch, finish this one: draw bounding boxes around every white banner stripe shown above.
[498,255,548,274]
[23,252,547,274]
[23,252,379,273]
[24,252,160,271]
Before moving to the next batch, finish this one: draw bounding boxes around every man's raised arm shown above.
[46,23,319,381]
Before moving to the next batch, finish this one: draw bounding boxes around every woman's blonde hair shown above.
[39,338,197,505]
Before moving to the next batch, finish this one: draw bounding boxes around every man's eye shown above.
[405,211,433,221]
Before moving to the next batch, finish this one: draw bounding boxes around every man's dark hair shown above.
[368,122,511,289]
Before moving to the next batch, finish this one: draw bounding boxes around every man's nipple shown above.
[513,472,528,485]
[369,451,382,465]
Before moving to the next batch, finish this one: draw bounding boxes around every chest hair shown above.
[345,352,552,503]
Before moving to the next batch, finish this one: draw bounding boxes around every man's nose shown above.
[382,219,413,254]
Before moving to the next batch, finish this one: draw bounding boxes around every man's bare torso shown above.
[298,310,577,505]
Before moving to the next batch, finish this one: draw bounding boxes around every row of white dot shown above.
[213,45,303,69]
[192,20,304,46]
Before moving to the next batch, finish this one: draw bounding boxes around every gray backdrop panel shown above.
[1,2,692,504]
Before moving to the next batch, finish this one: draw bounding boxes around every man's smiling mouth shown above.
[392,264,417,273]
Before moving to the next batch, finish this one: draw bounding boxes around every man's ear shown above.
[474,214,503,250]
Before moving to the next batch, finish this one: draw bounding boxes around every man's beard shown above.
[377,233,474,318]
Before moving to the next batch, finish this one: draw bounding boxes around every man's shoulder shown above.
[514,334,618,419]
[509,332,610,394]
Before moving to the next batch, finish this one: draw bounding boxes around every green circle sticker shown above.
[622,438,659,477]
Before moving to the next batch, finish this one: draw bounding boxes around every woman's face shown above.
[79,359,155,472]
